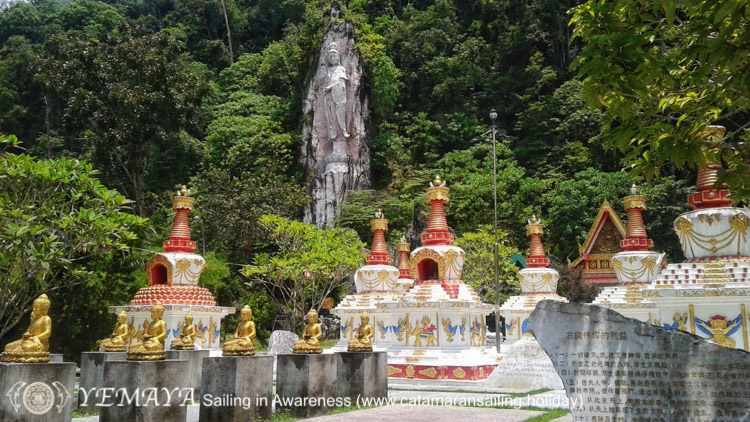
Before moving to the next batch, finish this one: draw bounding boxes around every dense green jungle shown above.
[1,0,748,359]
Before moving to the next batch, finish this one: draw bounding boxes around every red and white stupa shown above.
[595,126,750,350]
[333,176,499,381]
[499,216,567,344]
[111,186,233,350]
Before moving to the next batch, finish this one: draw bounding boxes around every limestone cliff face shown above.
[301,20,371,227]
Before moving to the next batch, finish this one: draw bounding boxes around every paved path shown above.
[302,405,545,422]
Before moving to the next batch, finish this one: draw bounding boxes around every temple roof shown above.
[569,199,626,268]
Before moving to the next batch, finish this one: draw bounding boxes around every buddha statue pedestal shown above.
[276,353,336,418]
[166,349,209,396]
[99,360,189,422]
[199,355,273,421]
[335,351,387,402]
[0,362,76,422]
[78,352,128,414]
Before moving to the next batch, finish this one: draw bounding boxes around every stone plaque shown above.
[529,300,750,422]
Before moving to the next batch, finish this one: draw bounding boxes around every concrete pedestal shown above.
[198,356,273,421]
[78,352,127,413]
[99,359,190,422]
[49,354,63,363]
[166,349,209,395]
[276,353,336,418]
[336,352,387,402]
[0,362,76,422]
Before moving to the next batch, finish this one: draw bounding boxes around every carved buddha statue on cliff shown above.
[99,311,129,352]
[2,294,52,363]
[171,313,197,350]
[293,309,323,354]
[223,305,256,356]
[348,312,374,352]
[323,42,349,140]
[127,304,167,360]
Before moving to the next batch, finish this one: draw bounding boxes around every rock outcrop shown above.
[301,20,370,227]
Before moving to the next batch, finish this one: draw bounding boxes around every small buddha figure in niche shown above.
[223,305,256,356]
[293,309,323,354]
[99,311,130,352]
[348,312,374,352]
[127,304,167,360]
[170,313,197,350]
[2,294,52,363]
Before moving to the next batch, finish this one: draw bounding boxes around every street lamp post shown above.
[489,108,502,353]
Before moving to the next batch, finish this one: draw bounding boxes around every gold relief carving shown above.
[388,366,403,376]
[418,367,438,379]
[342,317,352,339]
[699,213,723,226]
[411,316,436,347]
[675,217,694,235]
[406,357,420,363]
[406,365,415,379]
[673,313,688,331]
[453,368,466,379]
[479,367,485,378]
[413,349,426,355]
[730,213,749,233]
[146,255,173,286]
[377,321,388,339]
[396,318,406,342]
[175,258,203,285]
[461,317,466,341]
[442,318,455,342]
[677,212,749,256]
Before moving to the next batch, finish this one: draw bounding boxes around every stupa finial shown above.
[622,183,653,251]
[525,215,550,268]
[164,183,197,253]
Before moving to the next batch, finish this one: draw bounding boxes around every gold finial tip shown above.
[430,175,445,187]
[531,215,538,223]
[375,208,384,219]
[400,236,407,243]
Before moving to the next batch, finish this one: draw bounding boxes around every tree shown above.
[39,26,210,216]
[242,214,365,331]
[453,225,521,304]
[571,0,750,200]
[191,168,307,264]
[0,135,145,342]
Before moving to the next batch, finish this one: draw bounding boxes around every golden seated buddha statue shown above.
[348,312,374,352]
[170,314,197,350]
[2,294,52,363]
[293,309,323,354]
[223,305,256,356]
[99,311,130,352]
[127,304,167,360]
